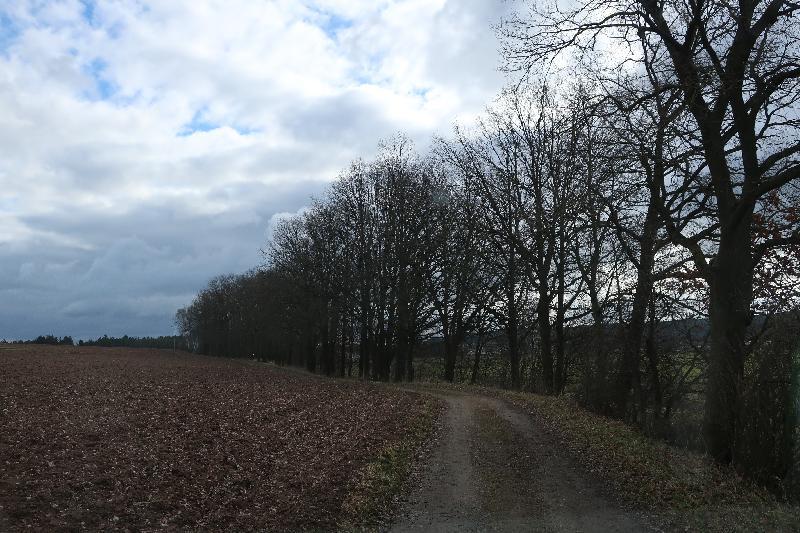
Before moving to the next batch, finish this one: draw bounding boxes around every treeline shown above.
[78,335,188,350]
[177,0,800,495]
[3,335,75,346]
[1,335,187,350]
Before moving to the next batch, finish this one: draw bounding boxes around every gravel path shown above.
[390,392,654,533]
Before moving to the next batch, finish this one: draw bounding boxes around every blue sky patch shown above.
[321,13,352,39]
[304,7,352,41]
[81,0,97,27]
[178,109,260,137]
[0,10,21,56]
[178,109,219,136]
[412,87,431,99]
[82,58,118,101]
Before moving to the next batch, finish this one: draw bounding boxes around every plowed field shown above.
[0,345,428,531]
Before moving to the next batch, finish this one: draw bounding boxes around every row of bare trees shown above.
[501,0,800,467]
[177,0,800,490]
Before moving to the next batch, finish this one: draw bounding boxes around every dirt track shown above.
[390,392,655,532]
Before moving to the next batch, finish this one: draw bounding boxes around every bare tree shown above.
[503,0,800,462]
[425,157,494,382]
[443,122,532,390]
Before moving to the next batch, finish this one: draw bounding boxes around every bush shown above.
[736,316,800,500]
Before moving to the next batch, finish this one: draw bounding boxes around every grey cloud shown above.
[283,90,405,149]
[425,0,514,99]
[1,178,327,340]
[0,1,507,340]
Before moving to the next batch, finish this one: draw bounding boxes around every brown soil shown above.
[0,345,428,531]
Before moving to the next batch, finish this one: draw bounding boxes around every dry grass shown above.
[498,390,800,531]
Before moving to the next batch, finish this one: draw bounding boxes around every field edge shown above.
[337,395,443,532]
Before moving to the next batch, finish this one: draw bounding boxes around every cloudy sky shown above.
[0,0,514,340]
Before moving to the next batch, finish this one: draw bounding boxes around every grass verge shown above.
[338,395,443,531]
[496,390,800,531]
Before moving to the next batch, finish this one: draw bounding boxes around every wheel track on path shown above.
[389,391,656,532]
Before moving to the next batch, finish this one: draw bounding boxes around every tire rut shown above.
[389,392,655,532]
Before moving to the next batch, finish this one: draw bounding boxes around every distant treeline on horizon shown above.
[1,334,187,350]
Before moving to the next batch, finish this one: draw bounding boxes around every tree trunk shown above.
[321,307,333,376]
[537,294,554,394]
[359,280,371,379]
[470,335,484,385]
[704,214,753,463]
[359,323,369,379]
[554,227,567,394]
[506,250,521,390]
[507,320,521,389]
[348,319,355,378]
[644,295,663,418]
[393,337,408,382]
[444,337,458,383]
[305,326,317,374]
[555,316,566,394]
[339,318,347,378]
[406,346,415,382]
[615,199,659,419]
[373,303,386,380]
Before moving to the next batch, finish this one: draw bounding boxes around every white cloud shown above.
[0,0,514,339]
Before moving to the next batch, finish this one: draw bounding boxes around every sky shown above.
[0,0,515,340]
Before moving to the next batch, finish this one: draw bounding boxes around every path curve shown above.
[390,392,654,532]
